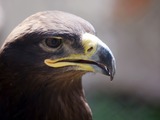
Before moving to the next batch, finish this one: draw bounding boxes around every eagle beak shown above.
[81,33,116,80]
[90,43,116,80]
[44,33,116,80]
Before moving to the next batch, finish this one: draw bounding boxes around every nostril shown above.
[87,46,93,53]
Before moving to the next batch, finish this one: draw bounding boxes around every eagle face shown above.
[0,11,116,120]
[1,11,115,81]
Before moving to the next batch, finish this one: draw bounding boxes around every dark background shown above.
[0,0,160,119]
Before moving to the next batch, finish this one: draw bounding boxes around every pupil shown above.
[45,38,62,48]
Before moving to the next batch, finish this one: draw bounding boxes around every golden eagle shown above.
[0,11,116,120]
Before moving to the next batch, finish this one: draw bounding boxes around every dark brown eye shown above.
[45,37,62,48]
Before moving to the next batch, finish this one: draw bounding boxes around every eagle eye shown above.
[45,37,62,48]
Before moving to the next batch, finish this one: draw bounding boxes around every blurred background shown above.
[0,0,160,119]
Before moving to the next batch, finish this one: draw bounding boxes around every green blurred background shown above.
[0,0,160,119]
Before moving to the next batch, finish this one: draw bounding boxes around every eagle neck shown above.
[46,76,92,120]
[0,63,93,120]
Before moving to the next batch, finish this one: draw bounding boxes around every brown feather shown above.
[0,11,95,120]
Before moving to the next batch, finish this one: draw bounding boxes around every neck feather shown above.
[0,68,92,120]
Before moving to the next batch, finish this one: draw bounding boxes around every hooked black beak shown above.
[90,44,116,80]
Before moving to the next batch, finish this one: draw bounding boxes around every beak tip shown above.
[110,73,115,81]
[109,59,116,81]
[109,70,114,81]
[110,73,114,81]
